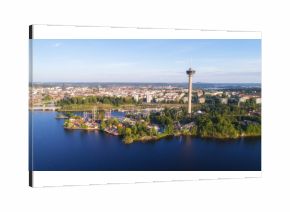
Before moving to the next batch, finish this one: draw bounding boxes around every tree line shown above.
[56,96,136,106]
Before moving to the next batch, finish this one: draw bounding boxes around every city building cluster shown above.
[30,84,261,108]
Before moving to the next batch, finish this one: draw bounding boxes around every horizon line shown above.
[32,81,261,84]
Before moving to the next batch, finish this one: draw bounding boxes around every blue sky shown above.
[32,39,261,83]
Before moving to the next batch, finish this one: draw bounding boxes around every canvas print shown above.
[29,26,261,186]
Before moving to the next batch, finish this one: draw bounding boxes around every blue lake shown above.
[29,111,261,171]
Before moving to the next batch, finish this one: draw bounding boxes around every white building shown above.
[155,97,164,102]
[239,96,251,103]
[255,97,261,104]
[196,90,204,97]
[183,96,188,103]
[220,98,228,104]
[133,94,139,102]
[146,93,153,103]
[198,97,205,104]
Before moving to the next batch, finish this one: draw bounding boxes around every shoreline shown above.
[127,134,261,143]
[64,127,98,131]
[64,126,261,143]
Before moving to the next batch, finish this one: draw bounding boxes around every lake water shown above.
[29,111,261,171]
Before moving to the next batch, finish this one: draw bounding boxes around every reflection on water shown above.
[30,112,261,171]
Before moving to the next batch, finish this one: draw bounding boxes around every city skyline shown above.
[32,39,261,83]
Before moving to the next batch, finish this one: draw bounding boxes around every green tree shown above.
[98,110,105,120]
[112,118,119,126]
[117,125,123,135]
[125,127,132,137]
[151,127,158,136]
[165,123,174,134]
[190,125,197,135]
[43,95,52,102]
[245,123,261,136]
[100,120,107,130]
[103,98,111,104]
[131,125,138,135]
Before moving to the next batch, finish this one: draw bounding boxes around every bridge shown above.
[30,106,61,111]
